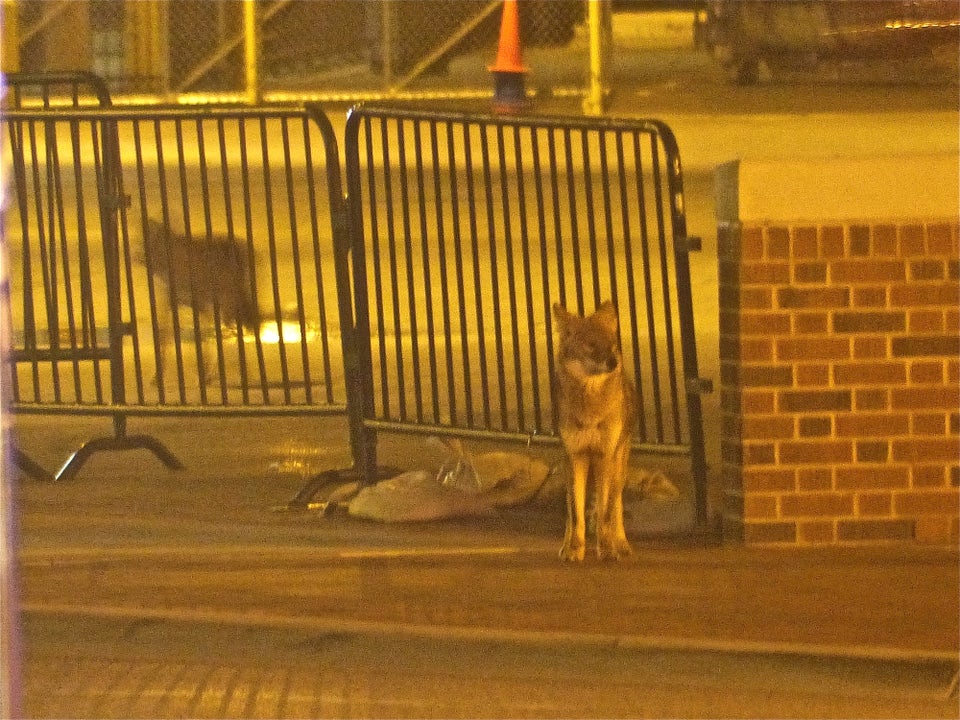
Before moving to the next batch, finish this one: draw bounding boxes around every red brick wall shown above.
[720,220,959,544]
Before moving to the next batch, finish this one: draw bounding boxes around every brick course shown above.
[721,221,960,545]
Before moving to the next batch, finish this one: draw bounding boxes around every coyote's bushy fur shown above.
[552,301,637,562]
[141,219,260,384]
[142,219,259,329]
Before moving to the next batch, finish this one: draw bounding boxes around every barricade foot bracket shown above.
[55,434,185,482]
[13,447,54,481]
[279,465,399,513]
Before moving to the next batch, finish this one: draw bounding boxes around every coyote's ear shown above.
[594,301,619,333]
[552,302,572,333]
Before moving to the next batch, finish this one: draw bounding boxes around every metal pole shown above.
[583,0,609,116]
[382,0,394,88]
[244,0,260,104]
[155,1,172,99]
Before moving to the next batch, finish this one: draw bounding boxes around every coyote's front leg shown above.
[559,455,588,562]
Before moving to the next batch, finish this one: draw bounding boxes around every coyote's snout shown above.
[141,219,260,384]
[553,301,636,562]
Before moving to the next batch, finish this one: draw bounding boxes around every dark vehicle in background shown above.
[704,0,960,83]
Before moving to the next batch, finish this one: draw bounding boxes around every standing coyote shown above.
[141,219,260,384]
[552,301,637,562]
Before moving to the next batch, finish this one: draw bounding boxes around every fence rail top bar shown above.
[345,104,683,156]
[2,102,334,125]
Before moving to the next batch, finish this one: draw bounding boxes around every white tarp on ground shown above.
[346,438,680,524]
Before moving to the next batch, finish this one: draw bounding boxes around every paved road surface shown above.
[21,612,958,719]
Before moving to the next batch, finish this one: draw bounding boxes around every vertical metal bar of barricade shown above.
[651,119,710,528]
[341,107,379,482]
[98,114,131,439]
[5,119,30,406]
[395,120,422,423]
[298,113,335,404]
[515,124,543,432]
[479,122,506,428]
[446,120,474,428]
[496,123,524,432]
[530,127,558,433]
[427,120,455,426]
[462,122,486,428]
[649,131,681,445]
[68,119,103,404]
[412,121,440,425]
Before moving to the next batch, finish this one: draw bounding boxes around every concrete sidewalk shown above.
[19,537,960,662]
[13,415,960,664]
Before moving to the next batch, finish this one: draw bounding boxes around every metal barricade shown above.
[4,84,711,525]
[2,103,351,479]
[343,106,710,524]
[3,73,116,481]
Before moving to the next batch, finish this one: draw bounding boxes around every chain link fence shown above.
[5,0,593,101]
[4,1,955,107]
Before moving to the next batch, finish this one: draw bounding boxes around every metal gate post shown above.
[312,106,380,485]
[244,0,261,104]
[381,0,394,88]
[583,0,611,116]
[342,109,381,485]
[654,121,713,529]
[101,117,127,415]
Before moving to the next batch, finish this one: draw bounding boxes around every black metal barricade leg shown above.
[54,413,184,482]
[12,448,53,482]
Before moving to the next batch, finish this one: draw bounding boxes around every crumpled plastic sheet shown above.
[346,437,681,524]
[348,438,552,523]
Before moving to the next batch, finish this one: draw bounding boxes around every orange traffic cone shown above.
[489,0,528,112]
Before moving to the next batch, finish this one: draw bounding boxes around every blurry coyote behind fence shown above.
[140,218,262,386]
